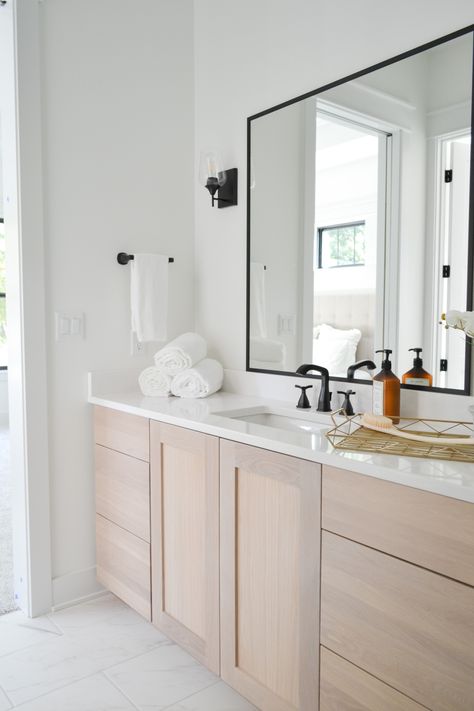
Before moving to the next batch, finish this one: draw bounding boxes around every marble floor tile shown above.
[50,594,152,637]
[0,607,167,705]
[0,687,11,711]
[105,644,218,711]
[165,680,258,711]
[0,610,62,658]
[11,673,137,711]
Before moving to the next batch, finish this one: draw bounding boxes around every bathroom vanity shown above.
[90,387,474,711]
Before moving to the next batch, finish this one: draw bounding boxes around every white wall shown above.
[40,0,195,606]
[194,0,474,413]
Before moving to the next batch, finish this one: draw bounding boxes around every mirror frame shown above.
[246,23,474,395]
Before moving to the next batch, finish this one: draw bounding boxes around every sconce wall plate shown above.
[216,168,238,208]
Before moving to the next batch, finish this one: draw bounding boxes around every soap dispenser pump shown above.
[373,349,400,421]
[402,348,432,387]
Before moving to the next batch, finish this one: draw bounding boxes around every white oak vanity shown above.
[91,397,474,711]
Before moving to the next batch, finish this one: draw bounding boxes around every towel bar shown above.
[117,252,174,265]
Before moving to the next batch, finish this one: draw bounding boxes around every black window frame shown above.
[316,220,366,270]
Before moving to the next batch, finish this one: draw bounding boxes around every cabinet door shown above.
[150,422,219,674]
[220,440,320,711]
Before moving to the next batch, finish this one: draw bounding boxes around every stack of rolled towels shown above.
[138,332,224,399]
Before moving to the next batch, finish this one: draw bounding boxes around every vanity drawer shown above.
[96,514,151,620]
[95,445,150,542]
[320,647,426,711]
[320,531,474,711]
[322,465,474,586]
[94,405,149,461]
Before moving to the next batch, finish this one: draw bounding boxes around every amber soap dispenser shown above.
[402,348,433,387]
[372,348,400,421]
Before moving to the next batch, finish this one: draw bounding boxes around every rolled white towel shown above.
[171,359,224,399]
[154,332,207,376]
[138,367,172,397]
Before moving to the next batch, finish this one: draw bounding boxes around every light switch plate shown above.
[55,312,84,341]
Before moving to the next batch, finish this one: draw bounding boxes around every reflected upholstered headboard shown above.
[313,290,375,360]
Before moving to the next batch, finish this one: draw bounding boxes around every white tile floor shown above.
[0,594,257,711]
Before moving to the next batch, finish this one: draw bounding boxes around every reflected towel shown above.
[171,359,224,398]
[131,254,169,343]
[138,367,172,397]
[250,337,286,364]
[250,262,267,338]
[154,332,207,376]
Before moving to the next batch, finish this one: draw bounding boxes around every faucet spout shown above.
[295,363,331,412]
[347,359,376,380]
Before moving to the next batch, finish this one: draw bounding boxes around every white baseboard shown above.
[52,565,106,611]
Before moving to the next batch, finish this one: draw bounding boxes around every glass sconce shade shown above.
[199,151,227,191]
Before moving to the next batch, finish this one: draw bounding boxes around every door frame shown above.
[1,0,52,616]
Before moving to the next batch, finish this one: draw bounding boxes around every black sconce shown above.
[199,151,238,208]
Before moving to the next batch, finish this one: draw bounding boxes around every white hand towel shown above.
[154,332,207,376]
[250,262,267,338]
[171,359,223,399]
[131,254,169,343]
[138,367,172,397]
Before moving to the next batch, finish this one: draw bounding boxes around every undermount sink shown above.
[214,407,331,436]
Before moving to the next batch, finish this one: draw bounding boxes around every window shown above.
[0,218,6,369]
[316,221,366,269]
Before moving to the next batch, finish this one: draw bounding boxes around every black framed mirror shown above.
[246,24,474,395]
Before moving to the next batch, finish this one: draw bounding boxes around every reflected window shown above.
[316,221,366,269]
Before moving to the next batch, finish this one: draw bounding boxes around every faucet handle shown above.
[337,389,356,416]
[295,384,313,409]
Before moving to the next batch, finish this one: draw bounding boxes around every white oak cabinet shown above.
[94,406,151,620]
[320,465,474,711]
[94,408,474,711]
[220,440,321,711]
[150,421,220,674]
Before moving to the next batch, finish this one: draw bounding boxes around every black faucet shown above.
[347,359,376,380]
[295,364,332,412]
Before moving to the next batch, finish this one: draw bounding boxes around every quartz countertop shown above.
[88,377,474,504]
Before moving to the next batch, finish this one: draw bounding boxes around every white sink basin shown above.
[214,407,331,436]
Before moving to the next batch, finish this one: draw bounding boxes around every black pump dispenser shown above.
[409,348,423,367]
[375,348,393,371]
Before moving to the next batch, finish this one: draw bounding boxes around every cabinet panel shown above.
[95,444,150,542]
[150,422,219,674]
[94,405,149,461]
[322,465,474,585]
[320,647,426,711]
[96,514,151,620]
[220,440,320,711]
[321,531,474,711]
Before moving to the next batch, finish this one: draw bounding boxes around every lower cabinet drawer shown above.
[320,647,426,711]
[96,514,151,621]
[321,531,474,711]
[95,444,150,542]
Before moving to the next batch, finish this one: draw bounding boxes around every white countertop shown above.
[88,381,474,504]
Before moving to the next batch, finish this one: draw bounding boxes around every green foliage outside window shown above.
[317,222,366,269]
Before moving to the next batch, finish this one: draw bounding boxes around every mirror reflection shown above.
[248,30,473,392]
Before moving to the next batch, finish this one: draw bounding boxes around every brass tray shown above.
[326,410,474,463]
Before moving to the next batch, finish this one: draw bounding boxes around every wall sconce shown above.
[199,151,238,208]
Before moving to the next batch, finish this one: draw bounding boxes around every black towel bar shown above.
[117,252,174,265]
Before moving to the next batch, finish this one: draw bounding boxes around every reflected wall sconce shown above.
[199,151,238,208]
